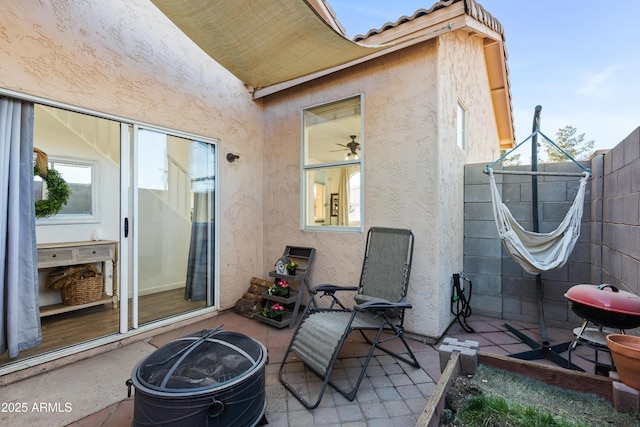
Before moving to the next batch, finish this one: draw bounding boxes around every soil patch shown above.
[441,365,640,426]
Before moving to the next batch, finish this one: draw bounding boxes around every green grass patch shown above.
[457,394,580,427]
[442,365,640,427]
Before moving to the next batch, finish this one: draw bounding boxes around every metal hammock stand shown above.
[485,105,590,371]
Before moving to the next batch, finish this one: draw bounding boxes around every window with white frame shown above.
[457,100,467,150]
[34,157,99,224]
[302,95,362,230]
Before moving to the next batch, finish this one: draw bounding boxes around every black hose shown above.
[451,273,474,333]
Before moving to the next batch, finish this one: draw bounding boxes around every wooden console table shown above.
[37,240,118,317]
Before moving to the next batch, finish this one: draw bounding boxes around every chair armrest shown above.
[309,284,359,295]
[354,299,412,312]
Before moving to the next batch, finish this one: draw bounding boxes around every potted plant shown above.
[261,303,285,321]
[285,260,298,276]
[268,279,290,297]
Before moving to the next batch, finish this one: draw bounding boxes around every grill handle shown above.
[598,284,619,292]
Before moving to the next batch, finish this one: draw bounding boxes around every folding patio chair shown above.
[279,227,420,409]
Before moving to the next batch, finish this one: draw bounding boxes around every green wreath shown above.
[34,164,71,218]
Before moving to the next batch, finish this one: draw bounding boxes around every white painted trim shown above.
[119,124,130,334]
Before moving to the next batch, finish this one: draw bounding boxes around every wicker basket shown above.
[60,273,103,306]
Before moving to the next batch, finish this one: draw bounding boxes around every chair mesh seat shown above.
[291,311,379,376]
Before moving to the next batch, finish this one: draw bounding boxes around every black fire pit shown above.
[128,327,267,427]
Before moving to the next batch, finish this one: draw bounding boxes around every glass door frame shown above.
[119,123,220,333]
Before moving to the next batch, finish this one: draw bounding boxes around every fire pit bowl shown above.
[606,334,640,389]
[129,328,267,427]
[564,284,640,330]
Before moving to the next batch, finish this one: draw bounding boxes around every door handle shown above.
[124,217,129,238]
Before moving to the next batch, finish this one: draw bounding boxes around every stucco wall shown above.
[432,32,503,335]
[0,0,506,339]
[262,33,501,339]
[0,0,264,310]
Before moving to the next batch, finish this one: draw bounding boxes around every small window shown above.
[302,96,363,230]
[457,101,467,150]
[35,158,99,224]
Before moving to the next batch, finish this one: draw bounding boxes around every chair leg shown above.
[279,361,332,410]
[358,324,420,368]
[331,321,387,402]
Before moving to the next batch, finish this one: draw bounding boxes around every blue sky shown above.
[328,0,640,152]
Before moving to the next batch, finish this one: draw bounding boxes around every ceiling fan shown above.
[331,135,360,156]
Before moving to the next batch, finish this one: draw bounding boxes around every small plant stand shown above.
[257,246,315,329]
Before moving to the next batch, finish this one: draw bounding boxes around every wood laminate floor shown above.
[0,288,207,367]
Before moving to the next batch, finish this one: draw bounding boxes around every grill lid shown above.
[136,328,264,392]
[565,284,640,316]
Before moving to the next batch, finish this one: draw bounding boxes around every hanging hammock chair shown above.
[487,168,589,275]
[485,120,591,275]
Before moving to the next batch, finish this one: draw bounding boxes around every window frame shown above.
[300,94,364,232]
[456,99,467,151]
[35,156,100,225]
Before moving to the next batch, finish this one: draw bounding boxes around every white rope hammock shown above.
[488,169,590,275]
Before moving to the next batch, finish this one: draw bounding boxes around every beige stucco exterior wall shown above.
[262,32,501,339]
[430,31,502,336]
[0,0,504,341]
[0,0,264,310]
[262,41,441,339]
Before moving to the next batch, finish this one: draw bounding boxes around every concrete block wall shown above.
[464,160,591,329]
[464,127,640,330]
[463,164,503,319]
[599,127,640,297]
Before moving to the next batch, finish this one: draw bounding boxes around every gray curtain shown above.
[184,192,213,302]
[0,97,41,358]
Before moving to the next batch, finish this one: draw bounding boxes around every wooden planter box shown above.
[417,351,617,427]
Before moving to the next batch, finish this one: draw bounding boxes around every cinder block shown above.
[502,184,522,203]
[458,348,478,376]
[464,220,499,238]
[463,255,501,276]
[464,237,502,258]
[441,337,479,349]
[438,340,479,375]
[471,293,502,315]
[612,379,640,413]
[538,182,568,202]
[438,344,455,372]
[464,203,495,222]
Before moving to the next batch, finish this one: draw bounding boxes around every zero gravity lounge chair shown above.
[279,227,420,409]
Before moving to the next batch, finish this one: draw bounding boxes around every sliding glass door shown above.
[131,128,216,326]
[0,99,218,369]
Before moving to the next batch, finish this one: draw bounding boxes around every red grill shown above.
[564,284,640,330]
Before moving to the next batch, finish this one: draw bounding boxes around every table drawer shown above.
[78,245,112,261]
[38,248,74,266]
